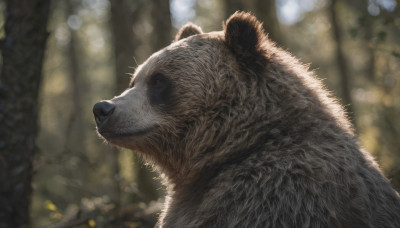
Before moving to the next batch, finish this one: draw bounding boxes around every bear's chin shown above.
[98,133,147,151]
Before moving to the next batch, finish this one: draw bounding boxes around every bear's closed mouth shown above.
[99,127,155,139]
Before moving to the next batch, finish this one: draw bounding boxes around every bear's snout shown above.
[93,100,115,126]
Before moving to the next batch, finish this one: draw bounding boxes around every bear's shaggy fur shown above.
[94,12,400,227]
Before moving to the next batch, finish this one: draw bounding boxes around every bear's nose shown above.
[93,101,115,124]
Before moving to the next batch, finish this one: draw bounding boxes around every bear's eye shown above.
[148,73,170,106]
[149,73,166,87]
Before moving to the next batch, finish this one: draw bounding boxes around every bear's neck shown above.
[162,102,356,193]
[162,116,277,193]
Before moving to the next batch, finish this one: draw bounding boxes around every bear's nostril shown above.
[93,101,115,124]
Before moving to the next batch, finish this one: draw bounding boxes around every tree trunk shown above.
[110,0,138,94]
[224,0,248,18]
[0,0,51,227]
[110,0,138,214]
[66,0,87,158]
[151,0,172,51]
[110,0,160,205]
[253,0,281,44]
[328,0,356,127]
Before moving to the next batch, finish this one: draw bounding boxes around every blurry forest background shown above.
[0,0,399,227]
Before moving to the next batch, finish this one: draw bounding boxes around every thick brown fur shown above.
[94,12,400,227]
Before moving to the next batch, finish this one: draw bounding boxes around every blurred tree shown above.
[332,0,400,189]
[109,0,138,214]
[151,0,172,51]
[353,0,376,82]
[110,0,140,94]
[110,0,160,212]
[0,0,51,227]
[224,0,248,17]
[66,0,88,167]
[328,0,356,126]
[253,0,281,43]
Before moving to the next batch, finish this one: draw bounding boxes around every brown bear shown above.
[93,12,400,227]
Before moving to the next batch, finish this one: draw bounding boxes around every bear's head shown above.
[93,12,351,183]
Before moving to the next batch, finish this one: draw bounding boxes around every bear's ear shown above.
[224,12,268,72]
[174,23,203,42]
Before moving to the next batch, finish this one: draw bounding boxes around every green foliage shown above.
[392,51,400,59]
[376,31,387,43]
[348,27,358,38]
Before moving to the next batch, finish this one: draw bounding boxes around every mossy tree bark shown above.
[0,0,51,227]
